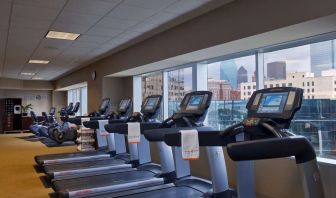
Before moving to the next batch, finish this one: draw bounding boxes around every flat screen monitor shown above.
[100,99,109,110]
[186,95,204,110]
[144,97,159,110]
[119,100,129,111]
[257,92,288,114]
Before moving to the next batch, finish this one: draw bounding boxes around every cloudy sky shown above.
[208,45,311,80]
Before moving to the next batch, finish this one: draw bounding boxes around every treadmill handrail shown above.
[163,127,236,146]
[227,136,316,164]
[105,122,162,134]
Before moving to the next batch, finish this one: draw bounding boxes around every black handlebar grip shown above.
[227,136,316,164]
[219,122,243,137]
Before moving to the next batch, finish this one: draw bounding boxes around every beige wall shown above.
[102,77,133,112]
[0,90,52,115]
[0,78,53,90]
[52,0,336,197]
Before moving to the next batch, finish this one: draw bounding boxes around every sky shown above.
[208,44,312,80]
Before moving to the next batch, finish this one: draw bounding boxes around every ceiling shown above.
[110,14,336,77]
[0,0,224,81]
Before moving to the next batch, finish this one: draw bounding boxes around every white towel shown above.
[98,120,109,136]
[181,129,199,160]
[127,122,141,144]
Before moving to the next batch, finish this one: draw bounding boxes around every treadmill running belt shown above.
[45,159,125,173]
[117,186,203,198]
[53,170,155,192]
[35,150,105,162]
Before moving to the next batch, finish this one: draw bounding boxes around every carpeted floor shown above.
[0,133,76,198]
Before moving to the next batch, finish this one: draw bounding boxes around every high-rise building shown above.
[237,66,248,85]
[267,61,286,80]
[220,59,237,88]
[207,78,232,100]
[310,41,334,76]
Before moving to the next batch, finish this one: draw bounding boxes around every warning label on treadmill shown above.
[181,129,199,160]
[128,122,141,144]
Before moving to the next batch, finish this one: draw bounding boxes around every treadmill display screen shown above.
[100,99,109,110]
[186,95,204,110]
[144,98,159,110]
[119,100,129,111]
[257,92,288,113]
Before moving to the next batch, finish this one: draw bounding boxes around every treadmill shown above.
[45,96,160,181]
[65,98,112,126]
[164,87,324,198]
[51,91,211,198]
[34,98,131,168]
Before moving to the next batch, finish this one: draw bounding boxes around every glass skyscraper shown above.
[310,40,334,76]
[220,59,237,88]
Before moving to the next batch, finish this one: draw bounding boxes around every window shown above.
[207,55,255,130]
[135,36,336,160]
[167,67,192,116]
[142,72,163,120]
[67,85,87,116]
[264,40,336,159]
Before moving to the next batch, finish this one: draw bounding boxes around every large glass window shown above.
[259,40,336,159]
[167,67,193,116]
[67,86,88,116]
[141,72,163,120]
[207,55,256,130]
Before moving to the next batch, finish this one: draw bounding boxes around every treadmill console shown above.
[141,95,162,114]
[99,98,111,114]
[179,91,212,115]
[118,98,132,113]
[247,87,303,120]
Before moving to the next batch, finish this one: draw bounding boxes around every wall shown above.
[0,78,53,90]
[0,90,52,115]
[51,91,67,117]
[102,77,133,112]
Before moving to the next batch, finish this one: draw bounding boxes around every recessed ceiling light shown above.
[21,72,35,76]
[28,59,49,64]
[46,30,80,40]
[32,76,42,80]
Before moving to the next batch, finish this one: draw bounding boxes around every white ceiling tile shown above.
[51,22,91,34]
[39,39,73,51]
[64,0,121,16]
[85,27,123,37]
[165,0,206,14]
[131,22,159,33]
[95,17,139,30]
[76,35,112,44]
[106,5,158,21]
[11,16,52,30]
[0,2,11,30]
[145,11,178,25]
[12,3,60,21]
[123,0,177,10]
[14,0,68,9]
[55,11,102,27]
[33,46,62,59]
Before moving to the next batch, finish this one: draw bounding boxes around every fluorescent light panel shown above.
[46,30,80,40]
[21,72,35,76]
[28,59,49,64]
[32,76,42,80]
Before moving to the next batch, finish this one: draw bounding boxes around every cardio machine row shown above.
[33,88,324,198]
